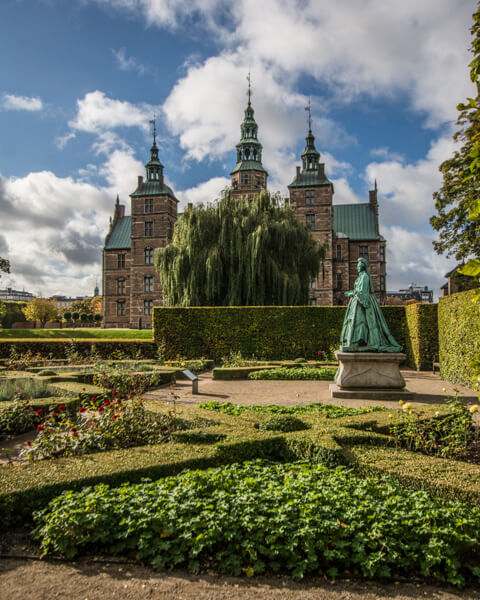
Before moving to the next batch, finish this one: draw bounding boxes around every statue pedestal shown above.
[330,351,414,400]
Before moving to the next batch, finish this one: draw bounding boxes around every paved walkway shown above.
[150,368,479,410]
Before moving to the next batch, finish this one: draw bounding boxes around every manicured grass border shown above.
[0,329,153,339]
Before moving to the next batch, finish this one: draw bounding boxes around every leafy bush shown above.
[37,369,57,376]
[293,357,306,363]
[256,415,309,432]
[0,399,43,439]
[199,400,383,419]
[92,362,175,396]
[0,378,53,402]
[248,366,336,380]
[23,397,187,460]
[33,461,480,586]
[390,397,479,457]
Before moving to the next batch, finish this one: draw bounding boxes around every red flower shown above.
[57,405,65,411]
[98,406,104,413]
[26,440,31,446]
[91,397,96,402]
[73,433,78,438]
[112,391,117,396]
[104,400,110,406]
[79,406,86,413]
[112,414,119,419]
[35,409,43,415]
[317,350,323,356]
[71,427,77,433]
[51,413,57,417]
[37,424,43,431]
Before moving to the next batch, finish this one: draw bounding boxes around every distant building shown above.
[0,288,34,302]
[49,295,90,310]
[387,284,434,303]
[440,265,480,297]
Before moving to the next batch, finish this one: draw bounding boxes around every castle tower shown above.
[289,104,335,305]
[129,118,178,328]
[230,74,268,199]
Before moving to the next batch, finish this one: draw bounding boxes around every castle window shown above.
[305,190,315,205]
[116,300,125,317]
[310,278,316,289]
[380,246,385,262]
[380,275,385,291]
[310,298,317,306]
[336,272,342,291]
[145,198,153,213]
[144,247,153,265]
[242,174,249,185]
[359,245,369,259]
[306,214,315,230]
[117,253,126,269]
[144,299,153,316]
[117,278,126,295]
[144,276,153,292]
[336,244,342,260]
[145,221,153,237]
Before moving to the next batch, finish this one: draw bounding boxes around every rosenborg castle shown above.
[102,98,386,329]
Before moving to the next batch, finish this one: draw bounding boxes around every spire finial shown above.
[305,98,312,132]
[149,114,156,145]
[246,72,252,105]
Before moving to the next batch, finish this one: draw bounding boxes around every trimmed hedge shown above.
[3,400,480,529]
[404,303,438,370]
[438,290,480,387]
[154,306,407,362]
[0,339,157,359]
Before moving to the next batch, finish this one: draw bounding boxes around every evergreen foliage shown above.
[156,189,324,306]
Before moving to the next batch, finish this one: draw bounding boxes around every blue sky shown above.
[0,0,477,298]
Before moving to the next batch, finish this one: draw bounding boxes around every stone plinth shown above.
[330,351,413,400]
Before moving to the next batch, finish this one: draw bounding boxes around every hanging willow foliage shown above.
[155,189,325,306]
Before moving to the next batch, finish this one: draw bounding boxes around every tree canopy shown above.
[430,5,480,265]
[156,190,324,307]
[0,257,9,278]
[22,298,59,328]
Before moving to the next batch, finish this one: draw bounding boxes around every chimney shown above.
[138,175,143,188]
[318,163,325,179]
[296,166,301,179]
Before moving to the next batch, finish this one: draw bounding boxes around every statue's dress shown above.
[340,270,401,352]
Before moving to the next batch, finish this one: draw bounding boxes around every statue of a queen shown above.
[340,258,401,353]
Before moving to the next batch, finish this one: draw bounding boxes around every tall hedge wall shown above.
[153,306,408,362]
[404,302,438,370]
[438,290,480,387]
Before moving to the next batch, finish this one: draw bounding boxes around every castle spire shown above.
[145,114,164,182]
[301,107,320,172]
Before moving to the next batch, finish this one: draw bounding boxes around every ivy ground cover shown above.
[33,461,480,587]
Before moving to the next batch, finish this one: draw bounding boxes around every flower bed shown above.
[248,366,336,380]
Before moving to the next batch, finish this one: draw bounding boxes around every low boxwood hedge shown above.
[0,339,157,359]
[2,400,480,531]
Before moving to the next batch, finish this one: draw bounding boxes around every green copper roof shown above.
[105,216,131,249]
[130,181,178,199]
[333,203,379,240]
[230,160,268,175]
[288,170,332,188]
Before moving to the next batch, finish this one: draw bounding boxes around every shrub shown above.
[248,367,336,380]
[37,369,57,376]
[32,461,480,586]
[0,399,42,439]
[23,397,188,460]
[390,397,479,457]
[63,312,72,322]
[92,362,175,396]
[293,357,306,363]
[256,415,309,432]
[94,313,103,323]
[72,312,80,322]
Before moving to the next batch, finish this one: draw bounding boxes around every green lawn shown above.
[0,328,153,339]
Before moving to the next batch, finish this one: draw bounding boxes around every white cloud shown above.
[112,48,147,75]
[1,93,43,111]
[55,132,76,149]
[175,177,230,211]
[366,134,456,229]
[69,91,156,134]
[384,225,457,298]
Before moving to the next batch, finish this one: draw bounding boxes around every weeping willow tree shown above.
[156,189,324,306]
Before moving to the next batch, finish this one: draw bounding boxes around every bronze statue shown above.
[340,258,401,352]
